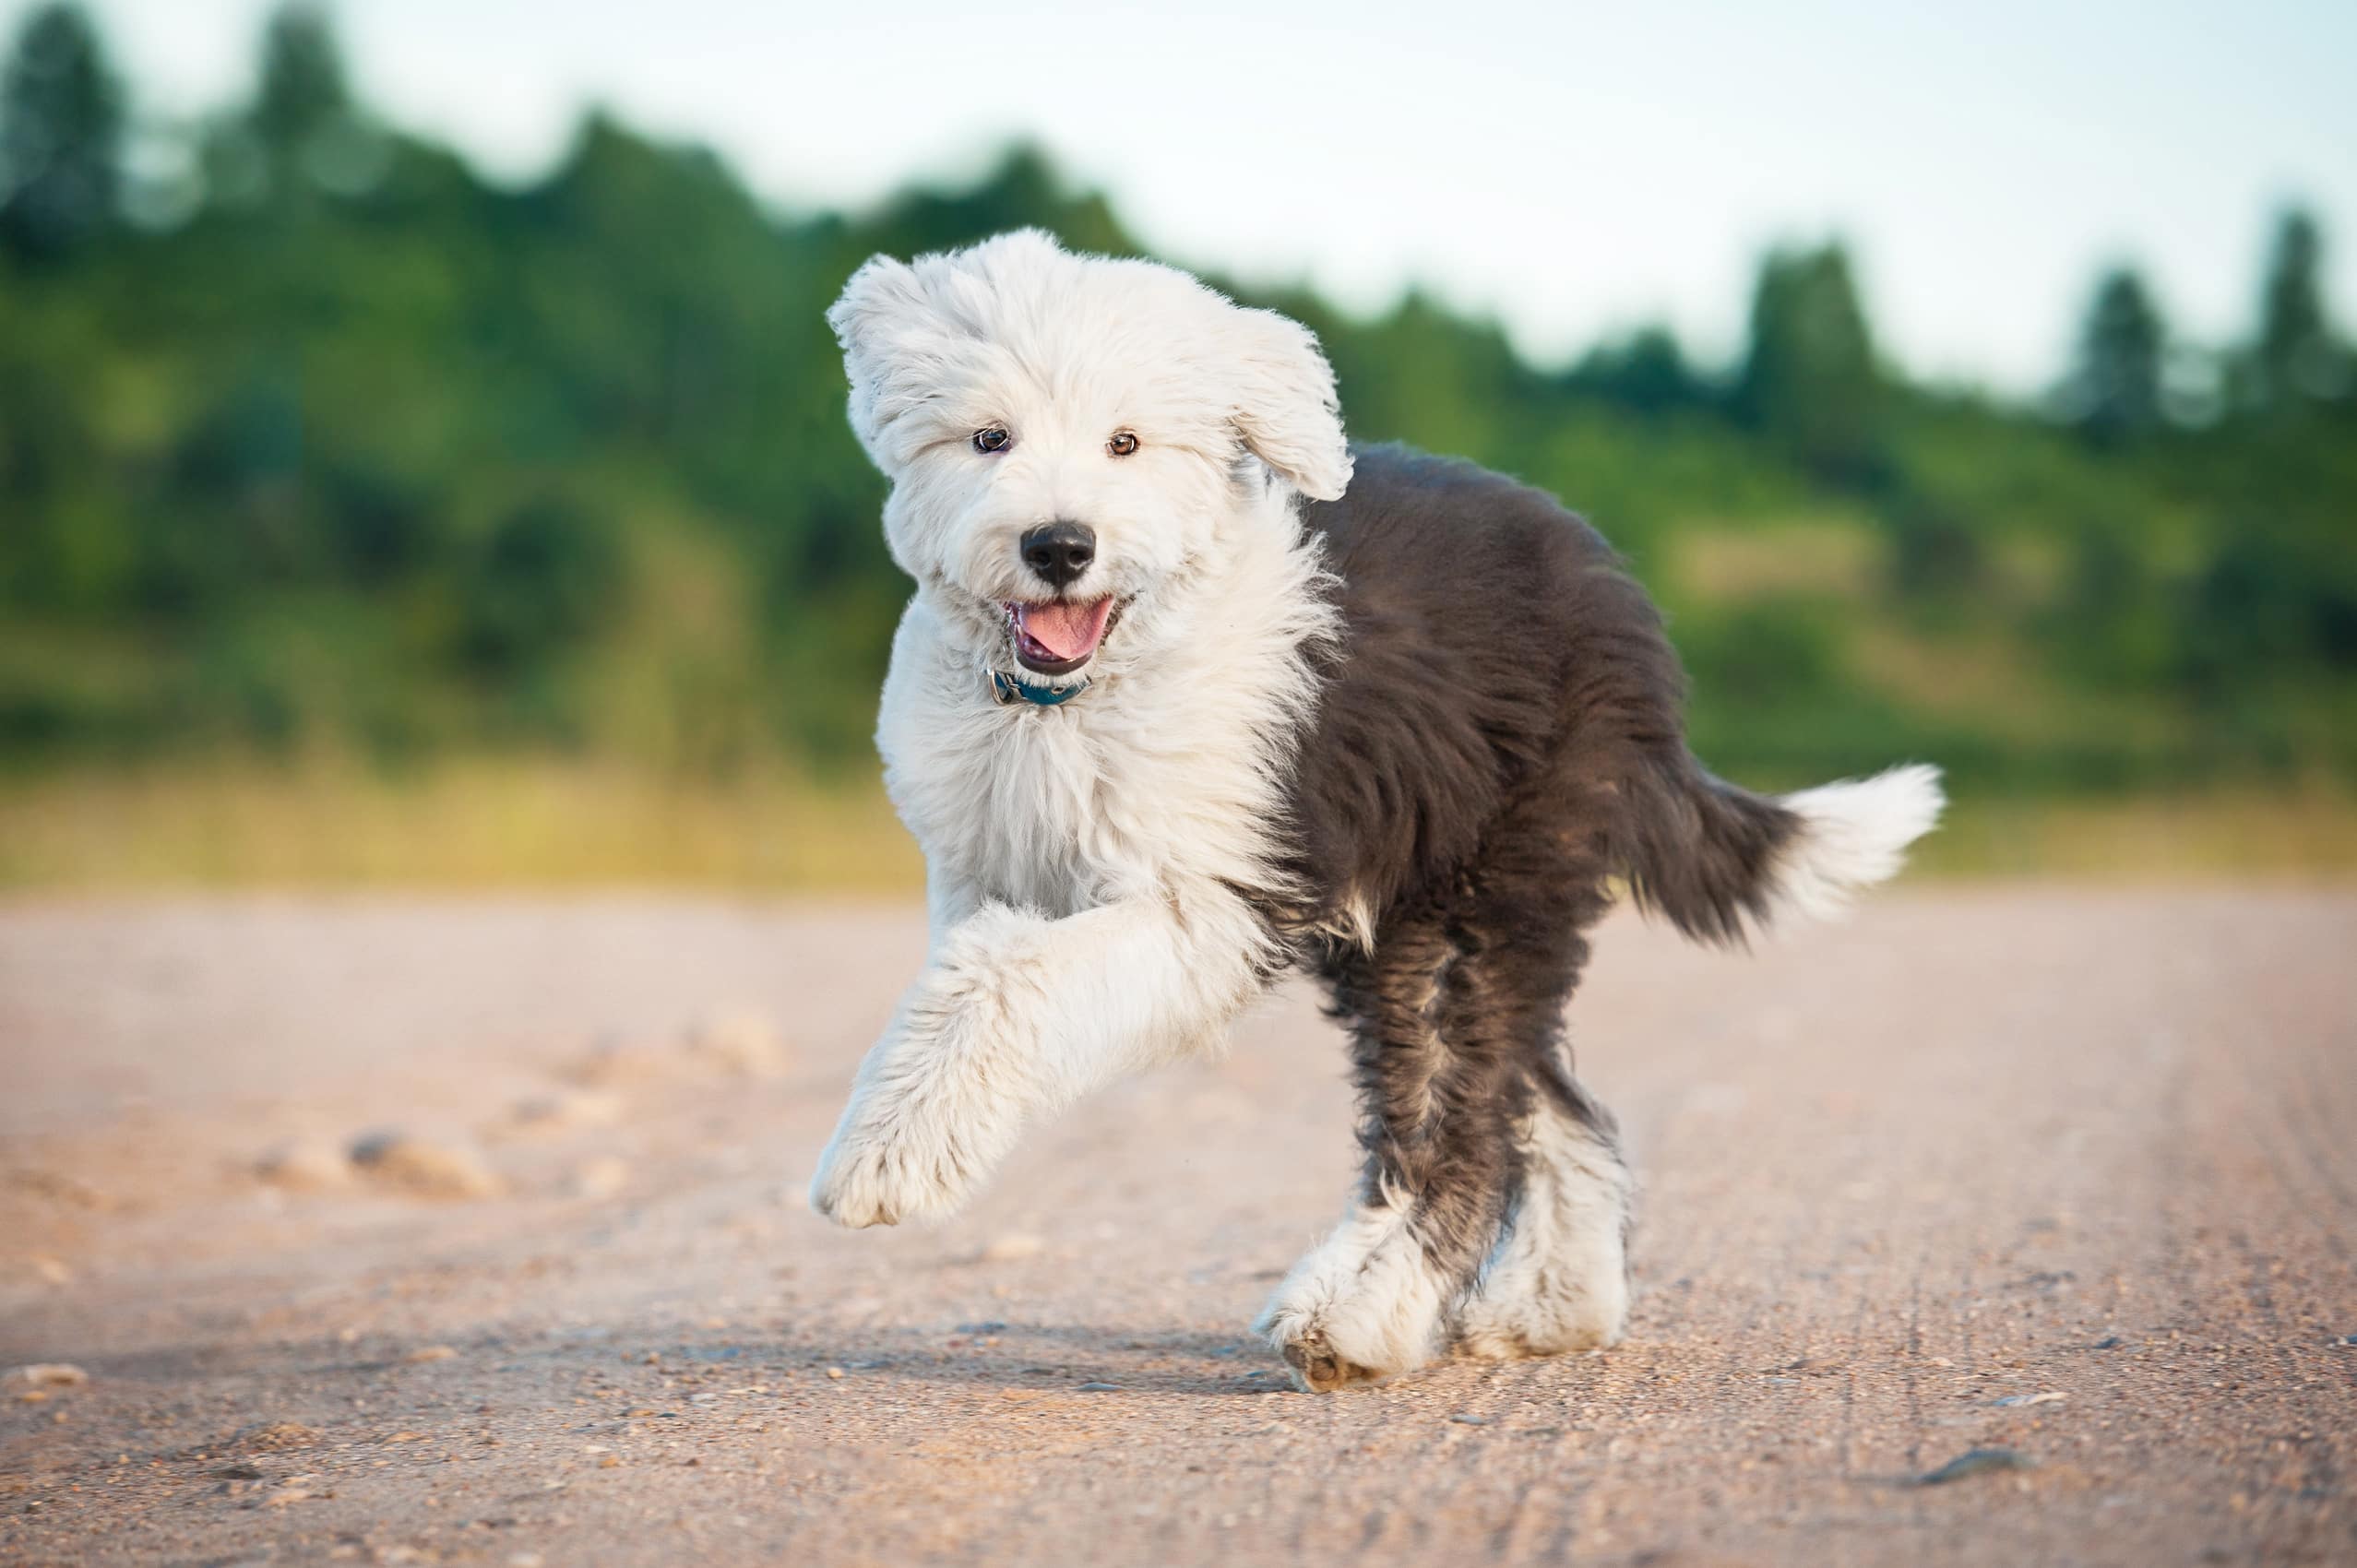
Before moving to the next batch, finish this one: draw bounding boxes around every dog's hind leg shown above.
[1256,913,1520,1391]
[1259,788,1627,1390]
[1451,1055,1632,1359]
[1262,891,1616,1385]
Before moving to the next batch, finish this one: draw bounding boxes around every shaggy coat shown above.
[810,231,1942,1392]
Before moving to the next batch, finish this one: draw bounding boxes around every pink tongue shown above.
[1020,599,1112,660]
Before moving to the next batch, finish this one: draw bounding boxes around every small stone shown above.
[254,1137,353,1192]
[956,1321,1010,1335]
[979,1232,1045,1263]
[599,1455,622,1468]
[349,1132,504,1200]
[1077,1382,1122,1393]
[9,1363,89,1388]
[571,1157,630,1201]
[2090,1336,2124,1350]
[1990,1391,2065,1408]
[7,1168,113,1210]
[567,1034,666,1087]
[687,1010,789,1078]
[240,1421,320,1451]
[1916,1447,2036,1485]
[1449,1414,1494,1426]
[404,1345,458,1364]
[507,1088,625,1135]
[208,1463,267,1480]
[824,1367,845,1380]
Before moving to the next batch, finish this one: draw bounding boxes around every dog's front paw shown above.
[807,1112,976,1229]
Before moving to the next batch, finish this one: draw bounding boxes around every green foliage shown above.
[456,496,622,676]
[0,1,2351,799]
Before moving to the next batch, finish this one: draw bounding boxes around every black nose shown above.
[1019,520,1096,588]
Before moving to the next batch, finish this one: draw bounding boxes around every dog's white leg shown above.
[1453,1087,1632,1358]
[810,896,1264,1228]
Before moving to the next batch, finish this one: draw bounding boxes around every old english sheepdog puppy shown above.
[809,230,1943,1393]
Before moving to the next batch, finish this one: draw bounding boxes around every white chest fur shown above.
[875,517,1336,937]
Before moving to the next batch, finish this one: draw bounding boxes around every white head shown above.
[828,230,1351,683]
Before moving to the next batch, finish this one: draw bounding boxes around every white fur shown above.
[1254,1183,1456,1387]
[1768,763,1946,921]
[810,232,1344,1226]
[1453,1096,1633,1358]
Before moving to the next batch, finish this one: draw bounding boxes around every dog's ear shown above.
[1224,305,1352,502]
[827,254,932,468]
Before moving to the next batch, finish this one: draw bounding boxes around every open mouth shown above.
[1003,596,1117,675]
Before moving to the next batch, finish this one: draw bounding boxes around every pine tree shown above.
[2069,267,2165,446]
[2250,207,2346,414]
[241,2,384,201]
[0,2,122,262]
[251,2,349,152]
[1733,243,1885,481]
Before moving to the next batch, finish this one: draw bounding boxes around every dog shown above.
[809,229,1943,1393]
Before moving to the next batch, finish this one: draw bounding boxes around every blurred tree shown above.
[1565,326,1714,418]
[252,2,348,150]
[2067,267,2166,447]
[242,1,384,200]
[0,2,121,262]
[1329,290,1525,460]
[2247,207,2348,415]
[1733,244,1886,482]
[874,143,1134,262]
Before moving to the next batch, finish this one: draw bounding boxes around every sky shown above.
[14,0,2356,391]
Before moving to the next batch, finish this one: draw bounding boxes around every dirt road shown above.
[2,890,2351,1566]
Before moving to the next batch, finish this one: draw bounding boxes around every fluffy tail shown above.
[1621,761,1945,945]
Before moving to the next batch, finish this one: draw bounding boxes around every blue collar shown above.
[990,671,1089,707]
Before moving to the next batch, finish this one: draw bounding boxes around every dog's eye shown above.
[973,427,1012,454]
[1108,431,1139,457]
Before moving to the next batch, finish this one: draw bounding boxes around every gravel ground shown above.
[1,889,2351,1566]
